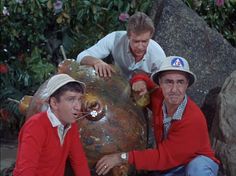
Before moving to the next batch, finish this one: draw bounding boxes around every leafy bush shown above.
[1,0,235,131]
[0,0,151,130]
[184,0,236,47]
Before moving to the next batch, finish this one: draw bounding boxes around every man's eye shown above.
[164,80,172,84]
[67,97,75,102]
[177,80,185,85]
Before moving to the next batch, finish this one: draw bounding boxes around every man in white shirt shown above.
[77,12,166,86]
[77,12,165,158]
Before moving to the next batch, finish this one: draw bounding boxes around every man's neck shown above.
[134,56,144,63]
[166,107,178,117]
[164,96,187,117]
[164,102,179,117]
[129,46,145,63]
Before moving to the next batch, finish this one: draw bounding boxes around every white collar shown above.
[47,107,63,127]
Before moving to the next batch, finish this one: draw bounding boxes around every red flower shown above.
[215,0,224,7]
[0,63,8,74]
[0,108,10,121]
[119,13,130,22]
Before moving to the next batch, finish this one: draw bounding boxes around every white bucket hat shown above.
[46,73,85,98]
[151,56,196,87]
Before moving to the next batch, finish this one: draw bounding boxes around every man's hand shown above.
[132,80,150,107]
[80,56,116,77]
[93,60,115,77]
[132,80,147,96]
[95,153,124,175]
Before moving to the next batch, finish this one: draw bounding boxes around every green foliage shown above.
[1,0,234,131]
[0,0,152,130]
[183,0,236,47]
[60,0,152,56]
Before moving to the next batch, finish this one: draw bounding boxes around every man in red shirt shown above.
[95,56,219,176]
[13,74,91,176]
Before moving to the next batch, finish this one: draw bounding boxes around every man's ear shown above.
[187,79,190,87]
[158,77,161,85]
[49,97,58,110]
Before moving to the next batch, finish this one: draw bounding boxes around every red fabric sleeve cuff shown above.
[128,151,134,165]
[130,73,156,90]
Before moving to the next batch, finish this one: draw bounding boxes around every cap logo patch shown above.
[171,58,184,67]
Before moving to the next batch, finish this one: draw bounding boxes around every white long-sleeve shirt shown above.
[77,31,166,79]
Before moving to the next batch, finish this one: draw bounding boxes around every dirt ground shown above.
[0,126,18,174]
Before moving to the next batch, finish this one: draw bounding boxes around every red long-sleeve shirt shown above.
[13,112,90,176]
[128,74,219,171]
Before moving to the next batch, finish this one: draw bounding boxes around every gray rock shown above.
[211,71,236,176]
[151,0,236,106]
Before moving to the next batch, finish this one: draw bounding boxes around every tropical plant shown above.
[0,0,152,132]
[183,0,236,47]
[1,0,234,134]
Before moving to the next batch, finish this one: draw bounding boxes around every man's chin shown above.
[169,98,181,105]
[72,118,77,123]
[135,53,145,57]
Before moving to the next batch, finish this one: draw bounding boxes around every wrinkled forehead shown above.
[128,31,152,39]
[159,70,189,81]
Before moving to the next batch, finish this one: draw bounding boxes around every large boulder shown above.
[211,71,236,176]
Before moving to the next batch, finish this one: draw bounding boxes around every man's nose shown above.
[73,101,81,110]
[170,83,178,91]
[137,42,145,49]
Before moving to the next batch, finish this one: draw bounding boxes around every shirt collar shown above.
[47,107,72,130]
[47,107,62,127]
[163,94,188,120]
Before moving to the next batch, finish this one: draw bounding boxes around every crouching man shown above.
[95,56,219,176]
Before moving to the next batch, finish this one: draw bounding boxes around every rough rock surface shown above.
[211,71,236,176]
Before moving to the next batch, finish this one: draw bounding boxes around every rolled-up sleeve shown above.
[76,32,116,64]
